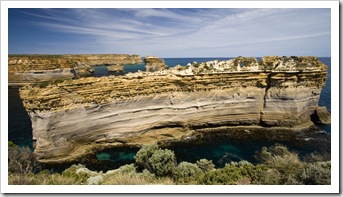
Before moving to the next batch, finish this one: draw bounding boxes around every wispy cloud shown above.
[9,8,331,57]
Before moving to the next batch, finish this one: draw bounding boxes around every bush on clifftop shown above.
[8,143,330,185]
[135,144,176,177]
[8,141,41,174]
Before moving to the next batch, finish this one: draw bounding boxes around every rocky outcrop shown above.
[313,106,331,124]
[107,64,124,73]
[144,56,168,72]
[19,56,329,163]
[8,54,142,85]
[71,54,142,66]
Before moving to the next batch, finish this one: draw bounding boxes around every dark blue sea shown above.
[8,57,331,170]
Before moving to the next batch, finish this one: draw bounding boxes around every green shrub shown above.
[303,152,329,163]
[135,144,176,177]
[8,173,38,185]
[135,144,159,172]
[173,162,202,184]
[251,166,282,185]
[102,172,149,185]
[148,149,176,177]
[8,143,331,185]
[255,144,289,163]
[196,159,215,172]
[254,144,304,184]
[62,164,91,184]
[103,166,174,185]
[300,161,331,185]
[8,143,41,174]
[199,161,254,185]
[102,170,174,185]
[8,141,15,147]
[8,172,77,185]
[37,173,78,185]
[116,164,136,174]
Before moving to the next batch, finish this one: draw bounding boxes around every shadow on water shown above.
[67,126,331,172]
[166,128,331,168]
[8,87,33,149]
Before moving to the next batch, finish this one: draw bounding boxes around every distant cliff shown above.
[8,54,142,85]
[19,56,330,164]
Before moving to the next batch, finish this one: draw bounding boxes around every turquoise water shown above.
[8,57,331,170]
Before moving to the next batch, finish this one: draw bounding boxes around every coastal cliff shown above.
[19,56,330,163]
[8,54,142,85]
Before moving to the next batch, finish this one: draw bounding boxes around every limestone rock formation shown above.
[314,106,331,124]
[107,64,124,73]
[8,54,142,85]
[19,56,329,164]
[72,54,142,66]
[144,56,168,72]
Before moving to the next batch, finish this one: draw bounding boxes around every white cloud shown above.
[13,8,330,57]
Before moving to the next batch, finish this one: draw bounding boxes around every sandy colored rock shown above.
[18,56,329,164]
[314,106,331,124]
[8,54,142,84]
[144,56,168,72]
[107,64,124,72]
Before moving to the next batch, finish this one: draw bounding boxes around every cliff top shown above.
[8,54,143,71]
[134,56,327,77]
[19,56,328,112]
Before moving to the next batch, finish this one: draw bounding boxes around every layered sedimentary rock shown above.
[314,106,331,124]
[8,54,142,85]
[144,56,168,72]
[19,56,329,163]
[107,64,124,73]
[70,54,142,66]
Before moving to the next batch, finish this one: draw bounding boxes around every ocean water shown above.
[8,57,331,170]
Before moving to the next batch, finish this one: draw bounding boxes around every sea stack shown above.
[144,56,168,72]
[19,56,330,164]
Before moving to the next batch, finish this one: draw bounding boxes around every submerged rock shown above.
[18,56,329,164]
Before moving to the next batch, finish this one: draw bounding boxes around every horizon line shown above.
[8,54,332,58]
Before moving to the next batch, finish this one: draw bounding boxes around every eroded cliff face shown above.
[19,56,329,163]
[8,54,142,84]
[144,56,168,72]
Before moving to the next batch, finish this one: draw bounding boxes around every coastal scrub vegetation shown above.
[8,142,330,185]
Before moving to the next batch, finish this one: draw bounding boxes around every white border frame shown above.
[1,1,339,194]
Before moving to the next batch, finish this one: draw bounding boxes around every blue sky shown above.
[8,8,331,57]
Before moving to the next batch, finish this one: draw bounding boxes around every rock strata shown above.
[144,56,168,72]
[8,54,142,85]
[314,106,331,124]
[107,64,124,73]
[19,56,329,163]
